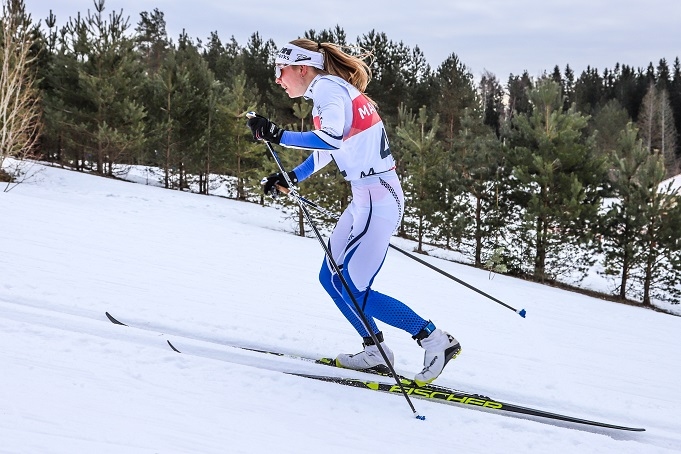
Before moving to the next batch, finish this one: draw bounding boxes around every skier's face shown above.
[275,64,309,98]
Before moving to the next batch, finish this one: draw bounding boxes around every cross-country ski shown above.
[106,311,645,432]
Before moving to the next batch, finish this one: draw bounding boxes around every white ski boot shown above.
[335,332,394,374]
[413,322,461,386]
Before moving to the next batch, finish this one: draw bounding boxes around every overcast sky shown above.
[29,0,680,82]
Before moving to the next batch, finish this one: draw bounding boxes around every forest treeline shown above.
[2,0,680,306]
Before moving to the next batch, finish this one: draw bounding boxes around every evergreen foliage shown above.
[26,1,681,305]
[505,78,606,282]
[599,123,681,303]
[396,105,446,252]
[451,109,509,268]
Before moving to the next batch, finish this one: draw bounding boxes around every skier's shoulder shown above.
[313,74,357,96]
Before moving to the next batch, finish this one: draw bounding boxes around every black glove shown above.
[247,114,284,144]
[262,171,298,198]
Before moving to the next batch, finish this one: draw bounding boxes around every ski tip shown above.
[167,340,181,353]
[105,312,127,326]
[415,413,426,421]
[518,308,527,318]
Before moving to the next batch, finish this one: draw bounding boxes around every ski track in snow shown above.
[1,163,680,454]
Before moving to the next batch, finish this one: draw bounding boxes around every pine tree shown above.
[506,71,533,119]
[656,58,671,91]
[144,43,194,189]
[563,64,575,109]
[612,64,644,122]
[220,72,260,200]
[432,53,477,142]
[304,26,347,46]
[600,123,655,300]
[175,33,218,190]
[591,99,631,157]
[638,82,658,154]
[451,108,508,267]
[573,66,604,114]
[197,78,230,195]
[241,32,277,115]
[204,32,243,85]
[53,0,146,176]
[356,30,429,126]
[635,157,681,305]
[396,105,446,252]
[670,58,681,162]
[507,78,605,282]
[40,11,86,169]
[479,71,504,136]
[135,8,167,73]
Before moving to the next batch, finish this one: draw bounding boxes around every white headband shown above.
[275,43,325,70]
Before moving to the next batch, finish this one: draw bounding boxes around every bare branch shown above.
[0,0,43,187]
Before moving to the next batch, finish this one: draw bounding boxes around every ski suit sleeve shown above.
[280,130,340,151]
[280,78,348,183]
[291,151,333,182]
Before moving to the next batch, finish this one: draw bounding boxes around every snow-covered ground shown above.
[661,173,681,192]
[1,163,680,453]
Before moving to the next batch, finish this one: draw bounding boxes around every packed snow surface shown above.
[1,163,680,453]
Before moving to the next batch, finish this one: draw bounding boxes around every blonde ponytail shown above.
[289,38,376,105]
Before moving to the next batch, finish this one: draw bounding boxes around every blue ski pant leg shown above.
[319,208,377,337]
[318,175,428,338]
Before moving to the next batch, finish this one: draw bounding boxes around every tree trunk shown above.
[534,215,547,282]
[298,207,305,237]
[474,194,482,267]
[619,244,630,300]
[417,213,424,253]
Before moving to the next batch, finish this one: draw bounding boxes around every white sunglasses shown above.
[274,64,289,79]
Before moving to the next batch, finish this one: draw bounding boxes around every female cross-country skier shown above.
[247,39,461,386]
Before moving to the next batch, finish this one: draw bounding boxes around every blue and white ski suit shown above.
[278,74,428,338]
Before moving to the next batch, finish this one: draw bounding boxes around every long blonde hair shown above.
[289,38,375,102]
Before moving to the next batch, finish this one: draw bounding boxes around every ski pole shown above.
[275,184,526,318]
[247,113,424,420]
[386,245,526,318]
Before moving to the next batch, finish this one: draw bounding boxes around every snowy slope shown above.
[1,163,680,454]
[660,173,681,192]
